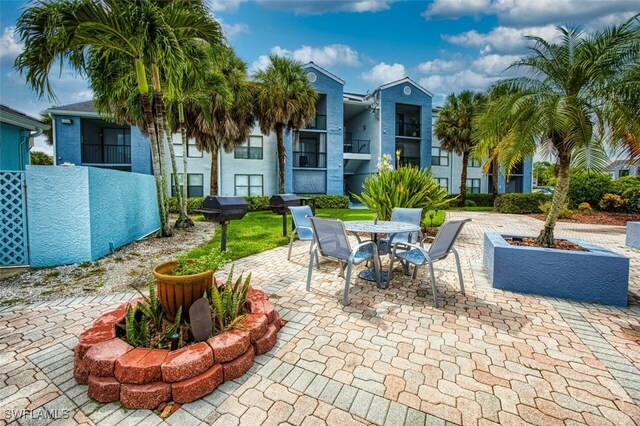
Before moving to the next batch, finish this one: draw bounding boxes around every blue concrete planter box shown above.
[626,222,640,249]
[483,232,629,306]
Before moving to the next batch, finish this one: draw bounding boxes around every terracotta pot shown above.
[152,261,213,321]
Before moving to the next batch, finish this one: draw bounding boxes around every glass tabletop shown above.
[343,220,421,234]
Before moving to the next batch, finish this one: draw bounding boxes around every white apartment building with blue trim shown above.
[48,62,532,198]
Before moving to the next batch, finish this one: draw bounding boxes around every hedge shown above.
[168,194,350,214]
[567,172,613,209]
[494,193,550,214]
[465,193,495,207]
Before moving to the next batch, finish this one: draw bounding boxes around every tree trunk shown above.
[460,151,469,205]
[491,158,499,199]
[536,150,570,247]
[181,126,189,201]
[167,122,192,228]
[276,123,285,194]
[210,146,219,195]
[152,99,173,236]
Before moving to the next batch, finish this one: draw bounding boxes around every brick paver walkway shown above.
[1,212,639,425]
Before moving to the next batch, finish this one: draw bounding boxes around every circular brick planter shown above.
[74,287,281,409]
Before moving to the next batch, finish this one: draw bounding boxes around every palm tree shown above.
[434,90,487,204]
[475,17,640,246]
[15,0,222,236]
[253,56,318,193]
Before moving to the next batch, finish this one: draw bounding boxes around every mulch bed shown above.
[529,211,640,226]
[504,236,587,252]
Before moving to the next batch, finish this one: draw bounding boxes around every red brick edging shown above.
[74,287,282,409]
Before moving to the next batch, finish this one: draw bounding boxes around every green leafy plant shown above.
[599,193,627,211]
[209,266,251,334]
[494,193,550,214]
[578,202,593,214]
[567,172,613,209]
[120,305,150,347]
[539,201,573,219]
[133,282,164,332]
[173,250,228,276]
[353,156,452,220]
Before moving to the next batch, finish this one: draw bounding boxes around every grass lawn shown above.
[187,208,448,261]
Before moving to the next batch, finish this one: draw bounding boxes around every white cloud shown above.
[250,54,271,73]
[359,62,406,85]
[209,0,247,13]
[419,69,499,97]
[0,27,22,59]
[443,25,558,54]
[423,0,490,20]
[218,18,250,39]
[256,0,396,15]
[472,54,521,75]
[251,44,361,72]
[417,59,464,74]
[424,0,638,27]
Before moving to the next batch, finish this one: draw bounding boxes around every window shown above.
[171,173,204,197]
[173,143,202,158]
[431,147,448,166]
[188,143,202,158]
[468,158,481,167]
[619,169,630,177]
[466,178,481,194]
[435,178,448,191]
[234,136,263,159]
[235,174,263,196]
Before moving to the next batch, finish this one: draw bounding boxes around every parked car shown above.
[533,187,554,195]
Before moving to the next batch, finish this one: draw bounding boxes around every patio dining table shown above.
[344,220,421,289]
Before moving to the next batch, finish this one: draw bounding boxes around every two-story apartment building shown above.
[48,62,532,198]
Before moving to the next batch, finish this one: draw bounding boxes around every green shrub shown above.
[622,187,640,213]
[353,158,452,220]
[599,193,627,211]
[307,194,350,209]
[578,202,593,214]
[465,193,495,207]
[245,196,270,211]
[167,197,204,214]
[494,193,550,214]
[567,172,612,209]
[539,201,573,219]
[464,199,477,207]
[611,176,640,196]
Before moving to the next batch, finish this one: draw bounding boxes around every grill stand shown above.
[220,221,228,252]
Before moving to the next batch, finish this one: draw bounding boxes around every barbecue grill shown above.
[193,196,248,251]
[269,194,301,236]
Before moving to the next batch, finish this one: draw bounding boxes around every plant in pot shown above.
[153,250,228,321]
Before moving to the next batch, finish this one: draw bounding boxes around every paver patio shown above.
[1,212,639,425]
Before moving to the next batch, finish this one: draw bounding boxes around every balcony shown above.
[305,114,327,131]
[82,144,131,164]
[396,122,421,138]
[293,151,327,168]
[343,139,370,154]
[398,156,421,167]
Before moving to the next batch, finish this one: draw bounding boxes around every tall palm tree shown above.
[14,0,222,236]
[475,17,640,246]
[434,90,487,204]
[253,56,318,193]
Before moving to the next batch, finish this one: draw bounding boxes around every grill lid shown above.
[203,196,248,210]
[269,194,300,205]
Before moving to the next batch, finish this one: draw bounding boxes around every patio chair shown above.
[288,205,315,261]
[387,219,470,307]
[307,217,381,306]
[379,207,424,253]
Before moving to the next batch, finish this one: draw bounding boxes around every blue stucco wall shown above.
[26,165,160,267]
[0,123,30,171]
[379,82,432,169]
[283,130,294,194]
[483,231,629,306]
[626,222,640,249]
[130,126,152,175]
[53,115,82,165]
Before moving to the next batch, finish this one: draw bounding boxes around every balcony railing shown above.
[82,144,131,164]
[398,156,421,167]
[305,114,327,131]
[343,139,370,154]
[293,151,327,168]
[396,122,421,138]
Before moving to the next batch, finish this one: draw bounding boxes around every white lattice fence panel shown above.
[0,171,28,266]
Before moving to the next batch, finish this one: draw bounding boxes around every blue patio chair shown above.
[379,207,424,254]
[288,205,315,261]
[307,217,380,306]
[388,219,470,307]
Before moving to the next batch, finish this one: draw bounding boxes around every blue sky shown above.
[0,0,637,153]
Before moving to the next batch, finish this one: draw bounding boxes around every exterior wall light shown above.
[61,118,73,125]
